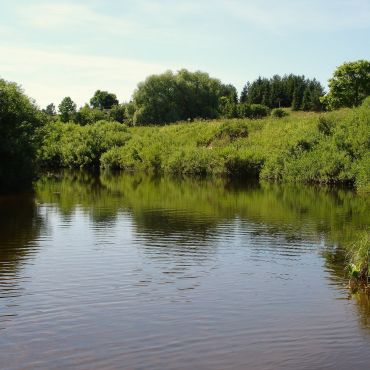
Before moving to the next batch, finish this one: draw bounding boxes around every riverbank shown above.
[39,97,370,192]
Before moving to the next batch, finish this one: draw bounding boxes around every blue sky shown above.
[1,0,369,107]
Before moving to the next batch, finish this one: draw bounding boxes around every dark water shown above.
[0,172,369,370]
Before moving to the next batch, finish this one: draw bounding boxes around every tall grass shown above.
[38,120,130,168]
[39,98,370,191]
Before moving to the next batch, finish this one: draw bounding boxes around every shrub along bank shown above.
[38,97,370,192]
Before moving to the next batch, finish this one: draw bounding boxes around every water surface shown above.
[0,172,369,370]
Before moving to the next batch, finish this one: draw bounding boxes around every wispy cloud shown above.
[0,44,175,107]
[16,2,138,35]
[1,0,368,107]
[14,1,213,44]
[222,0,370,30]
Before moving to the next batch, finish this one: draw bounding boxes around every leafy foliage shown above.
[271,108,289,118]
[240,74,324,111]
[237,103,269,118]
[58,97,77,123]
[43,103,56,116]
[0,78,44,191]
[321,60,370,109]
[40,99,370,191]
[90,90,119,110]
[109,103,127,123]
[38,120,130,168]
[131,69,236,125]
[75,105,107,125]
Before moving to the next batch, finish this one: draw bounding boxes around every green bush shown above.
[39,120,130,169]
[0,78,45,191]
[215,121,249,141]
[261,99,370,188]
[75,105,107,125]
[271,108,289,118]
[41,99,370,191]
[317,116,335,135]
[238,103,269,119]
[165,147,224,176]
[132,69,235,125]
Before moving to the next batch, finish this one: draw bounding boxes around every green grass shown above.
[39,98,370,192]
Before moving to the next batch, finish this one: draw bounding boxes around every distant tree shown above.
[58,97,77,122]
[175,69,230,120]
[125,102,135,125]
[75,104,107,125]
[221,84,238,104]
[90,90,119,110]
[291,76,305,110]
[219,96,237,118]
[301,88,312,111]
[241,74,324,111]
[321,60,370,109]
[43,103,56,115]
[237,103,269,119]
[302,79,324,111]
[132,69,235,125]
[133,71,180,124]
[240,83,250,103]
[245,77,270,106]
[270,75,283,107]
[271,108,289,118]
[292,89,303,110]
[109,104,127,123]
[0,78,44,191]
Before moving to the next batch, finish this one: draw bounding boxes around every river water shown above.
[0,172,369,370]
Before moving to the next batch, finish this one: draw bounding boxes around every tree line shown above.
[240,74,324,111]
[0,60,369,191]
[43,60,369,126]
[49,72,323,125]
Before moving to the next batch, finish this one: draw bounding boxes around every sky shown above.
[0,0,369,108]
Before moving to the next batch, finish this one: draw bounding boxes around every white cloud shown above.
[16,2,138,35]
[14,0,370,37]
[2,0,368,108]
[0,45,176,107]
[222,0,370,30]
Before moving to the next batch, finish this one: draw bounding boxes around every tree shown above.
[321,60,370,109]
[291,76,305,110]
[240,83,250,103]
[304,79,324,111]
[90,90,119,110]
[132,69,235,125]
[75,104,107,125]
[109,104,127,123]
[58,97,77,122]
[219,96,237,118]
[270,75,282,107]
[133,71,180,124]
[240,74,324,110]
[43,103,56,115]
[301,88,311,111]
[221,84,238,104]
[0,78,44,191]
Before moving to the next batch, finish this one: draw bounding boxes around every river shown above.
[0,171,369,370]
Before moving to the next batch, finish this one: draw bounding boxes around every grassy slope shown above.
[100,103,369,191]
[38,99,369,192]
